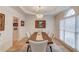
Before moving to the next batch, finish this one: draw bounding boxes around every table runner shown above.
[36,32,43,40]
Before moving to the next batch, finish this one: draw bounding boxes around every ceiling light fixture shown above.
[36,6,44,19]
[36,14,44,19]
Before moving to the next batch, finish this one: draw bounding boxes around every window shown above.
[59,9,79,51]
[60,9,76,49]
[64,9,75,17]
[64,17,75,48]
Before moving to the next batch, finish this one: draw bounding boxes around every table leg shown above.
[50,46,52,52]
[27,45,30,52]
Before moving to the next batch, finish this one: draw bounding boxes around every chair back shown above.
[29,40,48,52]
[26,32,31,38]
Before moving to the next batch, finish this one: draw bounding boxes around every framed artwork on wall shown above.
[13,23,18,26]
[21,21,24,26]
[0,13,5,31]
[13,27,18,30]
[35,20,46,28]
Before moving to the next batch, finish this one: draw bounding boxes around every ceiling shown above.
[11,6,70,16]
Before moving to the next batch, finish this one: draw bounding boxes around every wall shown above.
[25,15,56,37]
[0,7,26,51]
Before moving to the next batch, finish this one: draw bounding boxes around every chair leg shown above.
[27,45,30,52]
[50,46,52,52]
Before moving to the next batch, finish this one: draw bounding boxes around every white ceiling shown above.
[11,6,70,16]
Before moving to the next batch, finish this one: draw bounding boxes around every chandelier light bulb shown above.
[36,14,44,19]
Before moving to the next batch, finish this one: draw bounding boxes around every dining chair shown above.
[25,33,29,39]
[25,32,31,51]
[26,32,31,38]
[47,32,54,41]
[46,31,52,37]
[29,40,48,52]
[51,34,55,42]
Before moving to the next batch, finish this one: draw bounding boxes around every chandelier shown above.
[35,6,44,19]
[36,14,44,19]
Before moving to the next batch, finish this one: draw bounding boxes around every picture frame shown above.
[0,13,5,31]
[21,21,24,26]
[14,27,18,30]
[35,20,46,28]
[13,23,18,26]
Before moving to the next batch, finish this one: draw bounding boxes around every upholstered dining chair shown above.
[26,32,31,38]
[47,32,55,41]
[51,34,55,42]
[29,40,48,52]
[25,32,31,52]
[25,33,28,39]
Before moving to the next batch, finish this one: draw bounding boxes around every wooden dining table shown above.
[26,32,53,44]
[26,32,53,52]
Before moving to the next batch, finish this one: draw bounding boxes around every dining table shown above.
[26,32,53,52]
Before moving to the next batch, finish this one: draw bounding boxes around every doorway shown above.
[13,17,19,45]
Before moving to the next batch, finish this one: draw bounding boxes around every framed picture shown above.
[35,20,46,28]
[0,13,5,31]
[13,23,18,26]
[21,21,24,26]
[14,27,18,30]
